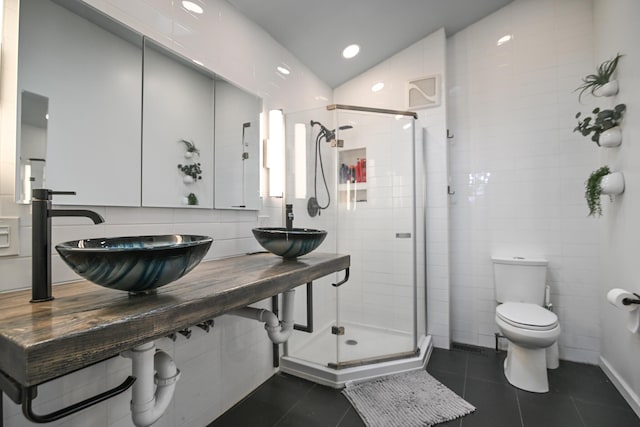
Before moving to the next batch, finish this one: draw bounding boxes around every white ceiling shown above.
[226,0,514,88]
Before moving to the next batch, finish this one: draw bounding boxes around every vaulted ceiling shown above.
[226,0,514,88]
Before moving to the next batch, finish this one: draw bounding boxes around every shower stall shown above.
[281,104,429,388]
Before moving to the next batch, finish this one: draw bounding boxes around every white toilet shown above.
[493,256,560,393]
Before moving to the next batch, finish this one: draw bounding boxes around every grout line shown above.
[334,405,355,427]
[571,396,588,427]
[272,383,316,427]
[514,389,525,427]
[459,354,469,427]
[461,352,469,397]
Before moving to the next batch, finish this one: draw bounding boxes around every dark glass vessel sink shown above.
[56,235,212,294]
[252,227,327,259]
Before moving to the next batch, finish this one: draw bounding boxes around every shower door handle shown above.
[395,233,412,239]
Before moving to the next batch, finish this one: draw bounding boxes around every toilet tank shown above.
[492,256,548,304]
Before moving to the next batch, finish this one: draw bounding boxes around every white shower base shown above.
[281,323,432,388]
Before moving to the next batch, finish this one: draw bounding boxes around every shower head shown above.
[311,121,354,143]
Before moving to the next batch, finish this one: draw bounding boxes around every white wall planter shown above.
[600,127,622,147]
[601,172,625,195]
[594,80,619,97]
[182,175,195,184]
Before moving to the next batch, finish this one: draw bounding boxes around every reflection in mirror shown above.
[16,0,143,206]
[141,38,215,209]
[18,92,49,203]
[214,81,262,210]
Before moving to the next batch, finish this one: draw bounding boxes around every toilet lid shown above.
[496,302,558,331]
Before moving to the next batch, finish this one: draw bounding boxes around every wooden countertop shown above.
[0,252,349,388]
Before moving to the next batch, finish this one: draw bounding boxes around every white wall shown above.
[594,0,640,416]
[334,28,450,348]
[0,0,331,426]
[447,0,601,363]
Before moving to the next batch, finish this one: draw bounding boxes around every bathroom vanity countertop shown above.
[0,252,350,388]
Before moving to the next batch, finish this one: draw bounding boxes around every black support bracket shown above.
[21,376,135,424]
[294,282,314,333]
[332,268,350,287]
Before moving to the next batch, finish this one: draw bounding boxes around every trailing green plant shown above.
[179,139,200,155]
[585,165,611,217]
[187,192,199,205]
[574,104,626,145]
[177,162,202,180]
[575,53,623,102]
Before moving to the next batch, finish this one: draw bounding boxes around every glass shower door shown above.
[333,109,417,368]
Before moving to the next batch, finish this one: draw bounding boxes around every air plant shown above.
[179,139,200,155]
[575,53,623,102]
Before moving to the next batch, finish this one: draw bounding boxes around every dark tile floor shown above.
[208,344,640,427]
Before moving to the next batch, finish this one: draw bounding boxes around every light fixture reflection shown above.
[182,1,204,14]
[342,44,360,59]
[371,82,384,92]
[497,34,512,46]
[277,66,290,75]
[268,110,285,197]
[294,123,307,199]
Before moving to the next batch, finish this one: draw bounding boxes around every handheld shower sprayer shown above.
[307,120,355,217]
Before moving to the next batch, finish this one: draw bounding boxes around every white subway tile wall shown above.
[447,0,599,363]
[335,28,449,349]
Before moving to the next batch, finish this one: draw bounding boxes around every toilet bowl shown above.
[496,302,560,393]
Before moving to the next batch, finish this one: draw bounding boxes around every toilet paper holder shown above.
[622,293,640,306]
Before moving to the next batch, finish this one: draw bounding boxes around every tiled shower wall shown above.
[447,0,600,363]
[334,28,449,349]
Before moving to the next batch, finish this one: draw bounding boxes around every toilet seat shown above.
[496,302,558,331]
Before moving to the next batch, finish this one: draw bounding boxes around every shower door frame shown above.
[329,104,420,370]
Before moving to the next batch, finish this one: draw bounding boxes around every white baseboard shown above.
[599,356,640,417]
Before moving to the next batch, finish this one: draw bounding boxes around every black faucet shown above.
[31,189,105,302]
[285,204,294,230]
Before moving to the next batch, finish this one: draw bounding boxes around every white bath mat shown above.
[342,369,475,427]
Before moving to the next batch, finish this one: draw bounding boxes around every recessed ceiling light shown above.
[277,66,290,75]
[342,44,360,59]
[371,82,384,92]
[497,34,512,46]
[182,1,203,14]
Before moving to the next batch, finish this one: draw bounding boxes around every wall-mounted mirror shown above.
[141,39,215,209]
[214,81,262,210]
[18,92,48,203]
[16,0,263,210]
[17,0,143,206]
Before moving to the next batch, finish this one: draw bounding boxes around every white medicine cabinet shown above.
[15,0,263,210]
